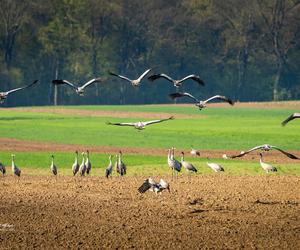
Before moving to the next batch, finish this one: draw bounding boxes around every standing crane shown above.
[207,157,224,172]
[50,155,58,176]
[0,161,6,176]
[105,155,113,178]
[168,147,182,180]
[180,152,197,181]
[85,150,92,175]
[79,152,87,176]
[259,153,277,173]
[72,151,79,176]
[11,154,21,177]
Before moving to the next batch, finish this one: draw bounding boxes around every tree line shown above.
[0,0,299,106]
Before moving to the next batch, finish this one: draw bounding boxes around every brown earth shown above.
[0,175,299,249]
[156,101,300,110]
[0,137,299,164]
[6,107,203,119]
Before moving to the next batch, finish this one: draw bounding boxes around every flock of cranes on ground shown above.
[0,68,299,194]
[1,143,298,194]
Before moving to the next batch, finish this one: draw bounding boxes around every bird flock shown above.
[0,68,299,194]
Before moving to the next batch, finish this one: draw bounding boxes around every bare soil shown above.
[0,138,299,164]
[156,101,300,110]
[7,107,202,119]
[0,175,299,249]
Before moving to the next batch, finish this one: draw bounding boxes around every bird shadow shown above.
[189,209,207,214]
[254,199,298,205]
[188,198,204,206]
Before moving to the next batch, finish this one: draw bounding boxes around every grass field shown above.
[0,103,299,175]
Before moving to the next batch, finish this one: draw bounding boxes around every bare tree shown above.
[0,0,28,69]
[257,0,300,100]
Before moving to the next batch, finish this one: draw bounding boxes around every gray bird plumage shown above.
[109,68,152,87]
[85,150,92,175]
[105,155,113,178]
[72,151,79,176]
[50,155,58,176]
[259,153,277,173]
[138,178,170,194]
[281,113,300,126]
[79,152,87,176]
[169,92,234,110]
[52,78,102,96]
[227,144,299,160]
[0,161,6,176]
[0,80,38,104]
[106,116,174,130]
[11,154,21,177]
[168,147,182,180]
[207,157,224,172]
[148,74,205,87]
[181,152,197,173]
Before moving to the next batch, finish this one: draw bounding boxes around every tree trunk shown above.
[273,61,283,101]
[236,46,248,101]
[54,62,58,106]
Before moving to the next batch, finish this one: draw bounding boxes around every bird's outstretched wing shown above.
[137,68,152,81]
[169,92,199,102]
[271,146,300,159]
[204,95,234,105]
[106,122,135,127]
[108,71,132,83]
[6,80,39,95]
[178,75,205,86]
[281,113,300,126]
[148,73,174,83]
[229,145,265,158]
[52,79,78,89]
[138,179,152,193]
[143,116,174,126]
[81,78,102,89]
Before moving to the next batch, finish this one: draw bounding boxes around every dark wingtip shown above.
[52,79,62,84]
[228,98,235,105]
[168,93,177,100]
[148,75,157,81]
[197,79,205,86]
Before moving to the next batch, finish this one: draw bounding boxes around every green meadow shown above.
[0,104,299,175]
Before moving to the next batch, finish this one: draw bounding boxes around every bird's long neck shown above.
[206,157,210,164]
[181,154,184,162]
[259,154,263,163]
[81,155,85,165]
[118,153,122,163]
[75,153,78,164]
[11,156,15,167]
[168,149,171,160]
[51,156,54,165]
[109,156,112,165]
[171,148,175,159]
